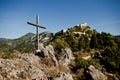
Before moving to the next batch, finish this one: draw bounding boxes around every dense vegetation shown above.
[51,26,120,79]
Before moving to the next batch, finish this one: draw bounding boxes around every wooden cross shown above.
[27,16,46,51]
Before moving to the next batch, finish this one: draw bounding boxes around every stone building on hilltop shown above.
[76,22,88,30]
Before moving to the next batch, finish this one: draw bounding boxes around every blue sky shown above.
[0,0,120,39]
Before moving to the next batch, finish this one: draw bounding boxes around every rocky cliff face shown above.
[0,43,110,80]
[0,44,74,80]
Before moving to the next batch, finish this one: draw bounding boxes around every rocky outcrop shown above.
[0,54,47,80]
[39,31,53,42]
[0,51,74,80]
[54,72,73,80]
[46,45,58,66]
[38,43,58,66]
[86,65,107,80]
[59,48,74,66]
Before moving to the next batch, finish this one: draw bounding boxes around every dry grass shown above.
[14,62,24,68]
[58,64,71,73]
[41,57,54,67]
[16,71,31,80]
[75,51,91,57]
[0,52,18,59]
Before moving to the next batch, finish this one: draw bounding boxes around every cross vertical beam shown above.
[36,16,39,50]
[27,16,46,51]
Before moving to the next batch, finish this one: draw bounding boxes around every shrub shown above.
[53,38,69,50]
[75,57,101,70]
[0,52,17,59]
[75,57,89,68]
[88,58,102,70]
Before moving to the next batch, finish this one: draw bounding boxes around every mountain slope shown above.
[0,32,53,53]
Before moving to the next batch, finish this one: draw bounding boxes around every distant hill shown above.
[0,38,11,44]
[0,32,53,53]
[115,35,120,39]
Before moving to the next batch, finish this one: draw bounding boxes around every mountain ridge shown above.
[0,31,53,53]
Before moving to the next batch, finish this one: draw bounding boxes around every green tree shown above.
[90,33,99,48]
[66,34,79,51]
[53,38,69,50]
[101,47,120,74]
[78,35,90,50]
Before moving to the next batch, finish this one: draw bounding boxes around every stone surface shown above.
[46,45,58,66]
[59,48,74,66]
[86,65,107,80]
[0,54,47,80]
[38,43,58,66]
[0,52,74,80]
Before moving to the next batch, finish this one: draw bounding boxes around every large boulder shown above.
[46,45,58,66]
[38,43,58,66]
[86,65,107,80]
[59,48,74,66]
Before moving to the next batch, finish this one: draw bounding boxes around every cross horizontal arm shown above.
[27,22,46,29]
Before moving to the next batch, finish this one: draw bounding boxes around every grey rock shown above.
[0,54,47,80]
[38,43,58,66]
[46,45,58,66]
[86,65,107,80]
[59,48,74,66]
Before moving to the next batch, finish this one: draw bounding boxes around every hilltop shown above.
[0,23,120,80]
